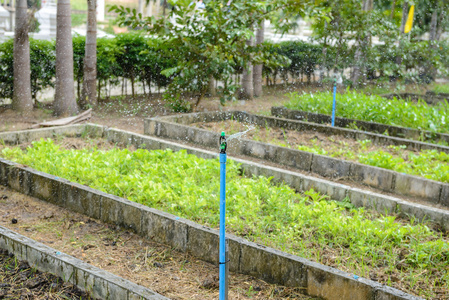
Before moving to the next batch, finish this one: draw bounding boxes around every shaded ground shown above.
[0,185,316,300]
[0,249,92,299]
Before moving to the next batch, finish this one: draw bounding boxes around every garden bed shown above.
[0,184,312,300]
[144,111,449,208]
[278,90,449,146]
[0,126,431,299]
[272,106,449,146]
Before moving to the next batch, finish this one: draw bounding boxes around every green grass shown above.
[432,83,449,94]
[285,90,449,134]
[1,139,448,298]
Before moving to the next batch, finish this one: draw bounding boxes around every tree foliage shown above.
[110,0,325,111]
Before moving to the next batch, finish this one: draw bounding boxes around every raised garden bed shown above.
[144,111,449,208]
[279,90,449,146]
[0,184,311,300]
[0,125,431,299]
[272,106,449,146]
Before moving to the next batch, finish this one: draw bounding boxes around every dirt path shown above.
[0,185,315,300]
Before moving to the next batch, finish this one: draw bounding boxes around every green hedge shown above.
[0,34,178,101]
[0,38,55,100]
[1,34,448,102]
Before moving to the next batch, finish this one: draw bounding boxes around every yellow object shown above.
[404,5,415,33]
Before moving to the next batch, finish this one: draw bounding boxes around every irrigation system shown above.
[219,131,229,300]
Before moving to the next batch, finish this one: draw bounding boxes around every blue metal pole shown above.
[219,132,227,300]
[332,79,337,127]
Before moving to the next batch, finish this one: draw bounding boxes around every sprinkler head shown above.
[219,132,227,154]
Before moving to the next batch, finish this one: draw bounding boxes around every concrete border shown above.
[0,226,168,300]
[272,106,449,146]
[143,111,449,208]
[0,125,427,299]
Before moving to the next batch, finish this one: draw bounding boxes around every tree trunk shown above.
[351,0,373,86]
[81,0,97,108]
[253,22,264,97]
[395,1,409,70]
[131,76,135,97]
[97,79,101,99]
[429,7,438,42]
[146,0,153,17]
[240,37,254,100]
[138,0,144,15]
[162,0,167,16]
[400,1,409,34]
[426,4,439,79]
[208,74,216,97]
[54,0,78,116]
[155,0,160,16]
[12,0,33,113]
[435,9,446,41]
[390,0,396,19]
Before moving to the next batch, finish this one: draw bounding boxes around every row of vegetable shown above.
[1,139,447,298]
[284,90,449,135]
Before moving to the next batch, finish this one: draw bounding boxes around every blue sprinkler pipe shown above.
[219,131,228,300]
[332,78,337,127]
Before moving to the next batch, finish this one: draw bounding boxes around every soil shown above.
[0,185,316,300]
[0,249,92,299]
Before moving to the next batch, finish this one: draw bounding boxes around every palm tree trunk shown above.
[253,22,264,97]
[146,0,153,17]
[54,0,78,116]
[138,0,144,16]
[13,0,33,113]
[81,0,97,108]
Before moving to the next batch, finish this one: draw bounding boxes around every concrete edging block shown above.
[239,241,307,288]
[141,207,188,252]
[394,173,442,204]
[350,164,396,192]
[311,155,351,179]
